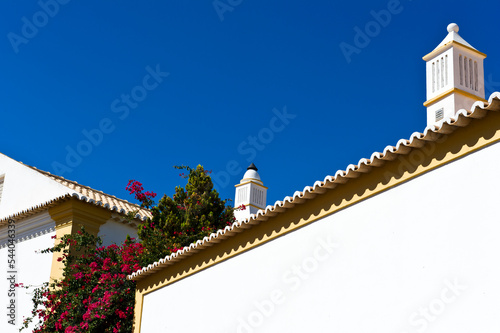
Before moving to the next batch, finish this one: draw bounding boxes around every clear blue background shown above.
[1,0,499,207]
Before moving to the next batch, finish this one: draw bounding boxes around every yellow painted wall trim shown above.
[133,290,144,333]
[48,198,112,282]
[246,203,264,210]
[423,88,487,107]
[422,41,487,61]
[133,110,500,333]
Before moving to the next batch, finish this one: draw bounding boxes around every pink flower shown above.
[60,310,69,320]
[65,325,77,333]
[89,261,98,272]
[126,180,156,206]
[113,322,122,333]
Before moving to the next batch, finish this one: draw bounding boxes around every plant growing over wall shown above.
[23,165,239,332]
[21,230,144,333]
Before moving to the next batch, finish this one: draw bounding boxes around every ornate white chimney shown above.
[234,163,267,222]
[423,23,487,126]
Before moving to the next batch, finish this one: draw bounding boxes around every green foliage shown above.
[138,165,236,263]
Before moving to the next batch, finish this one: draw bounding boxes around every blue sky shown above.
[0,0,499,208]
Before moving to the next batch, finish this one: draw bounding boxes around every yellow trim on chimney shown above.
[423,88,487,107]
[423,40,487,61]
[235,180,268,189]
[246,203,265,210]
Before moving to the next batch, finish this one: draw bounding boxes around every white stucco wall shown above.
[0,153,75,220]
[0,212,55,333]
[98,220,139,246]
[140,141,500,333]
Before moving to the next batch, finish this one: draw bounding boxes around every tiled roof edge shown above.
[26,167,151,220]
[0,192,150,225]
[30,167,149,211]
[0,194,72,223]
[128,92,500,281]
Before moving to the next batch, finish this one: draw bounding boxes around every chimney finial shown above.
[247,163,258,171]
[447,23,459,33]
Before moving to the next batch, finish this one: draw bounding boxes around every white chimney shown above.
[234,163,267,222]
[423,23,487,126]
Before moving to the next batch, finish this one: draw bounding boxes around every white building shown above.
[234,163,267,222]
[0,154,149,333]
[129,24,500,333]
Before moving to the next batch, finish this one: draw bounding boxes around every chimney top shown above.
[447,23,459,33]
[423,23,487,126]
[247,163,258,171]
[234,163,268,222]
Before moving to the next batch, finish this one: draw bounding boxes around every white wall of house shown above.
[98,219,139,246]
[0,153,75,220]
[140,140,500,333]
[0,211,56,333]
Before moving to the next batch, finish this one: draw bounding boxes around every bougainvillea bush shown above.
[23,165,239,332]
[22,230,145,333]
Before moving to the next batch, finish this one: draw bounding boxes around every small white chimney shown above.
[423,23,487,126]
[234,163,267,222]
